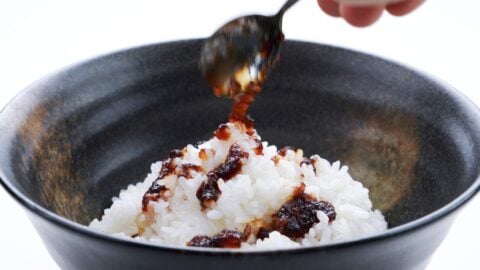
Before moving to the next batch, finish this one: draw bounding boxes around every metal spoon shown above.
[199,0,300,98]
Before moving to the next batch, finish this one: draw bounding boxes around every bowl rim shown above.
[1,38,479,254]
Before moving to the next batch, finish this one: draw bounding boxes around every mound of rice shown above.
[90,122,387,249]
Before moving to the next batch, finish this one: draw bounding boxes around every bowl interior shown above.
[1,40,479,229]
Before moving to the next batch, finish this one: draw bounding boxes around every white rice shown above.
[89,122,387,249]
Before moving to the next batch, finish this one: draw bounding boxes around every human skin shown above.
[317,0,425,27]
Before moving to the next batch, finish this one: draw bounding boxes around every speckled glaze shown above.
[0,40,479,270]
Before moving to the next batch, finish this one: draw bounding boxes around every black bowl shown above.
[0,40,479,270]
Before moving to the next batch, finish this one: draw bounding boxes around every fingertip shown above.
[339,4,384,27]
[386,0,425,16]
[317,0,341,17]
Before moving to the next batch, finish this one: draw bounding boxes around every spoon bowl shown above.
[199,0,299,97]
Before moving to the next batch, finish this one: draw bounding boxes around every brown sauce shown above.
[196,173,221,208]
[154,149,186,180]
[142,182,169,212]
[187,229,247,248]
[300,157,317,174]
[278,146,297,157]
[187,225,250,248]
[169,149,184,159]
[178,164,203,179]
[196,143,248,208]
[222,32,284,130]
[157,157,176,180]
[228,92,257,130]
[214,123,231,140]
[254,138,264,155]
[300,158,311,167]
[215,143,249,181]
[198,149,208,161]
[270,183,336,239]
[256,227,273,240]
[141,149,185,211]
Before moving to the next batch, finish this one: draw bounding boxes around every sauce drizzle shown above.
[196,143,248,208]
[214,123,231,140]
[142,182,169,212]
[187,229,248,248]
[271,183,336,239]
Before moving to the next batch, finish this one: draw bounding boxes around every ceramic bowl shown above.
[1,40,479,270]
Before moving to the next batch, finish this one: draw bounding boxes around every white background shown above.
[0,0,479,269]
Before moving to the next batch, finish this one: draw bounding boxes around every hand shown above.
[317,0,425,27]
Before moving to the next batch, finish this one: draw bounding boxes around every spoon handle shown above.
[276,0,300,18]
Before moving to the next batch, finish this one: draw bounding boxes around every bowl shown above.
[0,39,479,270]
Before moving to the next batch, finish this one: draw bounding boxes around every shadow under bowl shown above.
[0,39,479,270]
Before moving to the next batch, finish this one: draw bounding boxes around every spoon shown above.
[199,0,300,98]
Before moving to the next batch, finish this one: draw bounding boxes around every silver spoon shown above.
[199,0,300,98]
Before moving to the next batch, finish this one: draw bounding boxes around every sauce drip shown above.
[187,229,248,248]
[178,164,203,179]
[300,157,317,174]
[169,149,184,159]
[196,143,248,208]
[228,87,258,129]
[142,182,169,212]
[215,143,249,181]
[278,146,297,157]
[156,149,184,179]
[209,31,284,130]
[214,123,231,140]
[198,149,208,161]
[254,138,264,155]
[157,158,176,180]
[141,149,184,211]
[271,183,336,239]
[196,173,221,208]
[256,227,273,240]
[300,158,312,167]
